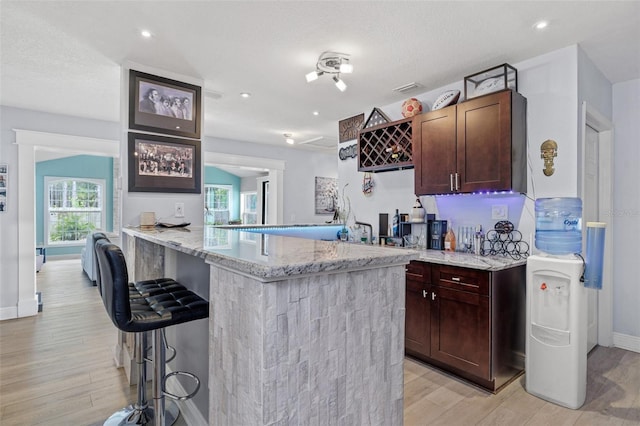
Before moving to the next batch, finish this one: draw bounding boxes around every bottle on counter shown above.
[474,224,484,255]
[392,209,400,237]
[444,225,456,251]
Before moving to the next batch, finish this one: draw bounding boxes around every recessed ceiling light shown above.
[284,133,294,144]
[312,111,319,116]
[141,30,152,38]
[533,20,549,30]
[240,92,251,98]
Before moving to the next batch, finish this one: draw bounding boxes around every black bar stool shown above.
[92,232,167,425]
[95,240,208,426]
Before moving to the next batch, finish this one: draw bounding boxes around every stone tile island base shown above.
[209,264,406,425]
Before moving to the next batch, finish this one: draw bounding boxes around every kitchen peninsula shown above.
[122,225,418,425]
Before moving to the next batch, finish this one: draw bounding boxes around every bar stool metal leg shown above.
[153,329,179,426]
[104,333,154,425]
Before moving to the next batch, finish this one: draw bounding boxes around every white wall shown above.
[612,78,640,339]
[0,106,335,318]
[338,46,581,245]
[204,137,337,224]
[338,45,640,346]
[0,107,120,319]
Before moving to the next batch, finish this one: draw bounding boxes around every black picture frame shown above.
[129,69,202,139]
[128,132,201,193]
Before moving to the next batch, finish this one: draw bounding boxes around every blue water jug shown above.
[535,197,582,255]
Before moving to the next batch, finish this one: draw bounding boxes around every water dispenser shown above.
[526,254,586,409]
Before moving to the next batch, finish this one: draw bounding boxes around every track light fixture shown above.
[283,133,295,144]
[333,75,347,92]
[306,51,352,91]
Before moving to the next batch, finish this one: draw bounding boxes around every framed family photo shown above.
[128,132,201,193]
[129,69,202,139]
[0,163,7,213]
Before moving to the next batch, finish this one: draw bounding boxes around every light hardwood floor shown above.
[1,259,638,425]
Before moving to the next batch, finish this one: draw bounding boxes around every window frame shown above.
[240,191,258,225]
[204,184,233,225]
[44,176,106,247]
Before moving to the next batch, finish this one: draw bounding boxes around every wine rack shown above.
[357,117,413,172]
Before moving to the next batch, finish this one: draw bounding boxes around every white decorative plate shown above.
[432,90,461,110]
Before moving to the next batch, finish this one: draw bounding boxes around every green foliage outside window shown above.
[47,179,102,244]
[50,213,96,242]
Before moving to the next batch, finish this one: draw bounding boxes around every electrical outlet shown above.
[491,204,508,220]
[175,202,185,218]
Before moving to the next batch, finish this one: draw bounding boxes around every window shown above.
[241,192,257,225]
[45,177,105,245]
[204,185,232,225]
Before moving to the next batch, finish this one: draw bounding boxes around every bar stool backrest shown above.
[95,240,133,332]
[91,232,110,295]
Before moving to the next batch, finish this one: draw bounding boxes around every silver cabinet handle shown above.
[455,172,459,191]
[431,293,436,301]
[450,173,454,191]
[422,290,428,298]
[452,277,461,282]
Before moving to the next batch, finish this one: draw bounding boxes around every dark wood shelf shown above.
[357,117,413,172]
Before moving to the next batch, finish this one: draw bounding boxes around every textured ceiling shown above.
[2,1,639,153]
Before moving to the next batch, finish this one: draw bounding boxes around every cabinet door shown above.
[456,90,512,192]
[431,267,491,380]
[405,262,431,357]
[413,106,457,195]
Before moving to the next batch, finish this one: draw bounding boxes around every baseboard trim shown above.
[0,306,18,320]
[165,366,208,426]
[613,332,640,353]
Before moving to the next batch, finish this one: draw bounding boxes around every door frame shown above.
[14,129,119,319]
[579,102,614,347]
[203,152,284,225]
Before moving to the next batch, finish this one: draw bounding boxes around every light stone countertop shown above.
[414,249,527,270]
[123,226,419,281]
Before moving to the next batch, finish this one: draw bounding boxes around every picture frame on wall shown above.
[0,163,7,213]
[129,69,202,139]
[314,176,338,215]
[128,132,201,193]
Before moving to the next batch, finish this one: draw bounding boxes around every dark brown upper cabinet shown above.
[413,90,527,195]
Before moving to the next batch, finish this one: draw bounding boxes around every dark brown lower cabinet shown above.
[405,260,525,393]
[405,261,431,356]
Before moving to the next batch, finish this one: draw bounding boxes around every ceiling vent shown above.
[204,90,223,99]
[298,136,337,149]
[392,82,423,94]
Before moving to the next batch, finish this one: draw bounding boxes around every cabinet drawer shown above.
[435,265,489,296]
[406,261,431,282]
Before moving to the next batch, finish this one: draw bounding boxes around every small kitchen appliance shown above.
[429,220,447,250]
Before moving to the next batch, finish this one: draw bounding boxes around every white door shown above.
[584,124,599,353]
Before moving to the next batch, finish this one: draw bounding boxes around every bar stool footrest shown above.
[164,370,201,401]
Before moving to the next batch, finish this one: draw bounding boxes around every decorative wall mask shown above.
[540,139,558,176]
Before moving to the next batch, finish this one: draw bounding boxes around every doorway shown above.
[14,130,119,318]
[204,152,284,225]
[580,102,614,349]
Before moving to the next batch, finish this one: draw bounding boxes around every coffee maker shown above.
[429,220,447,250]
